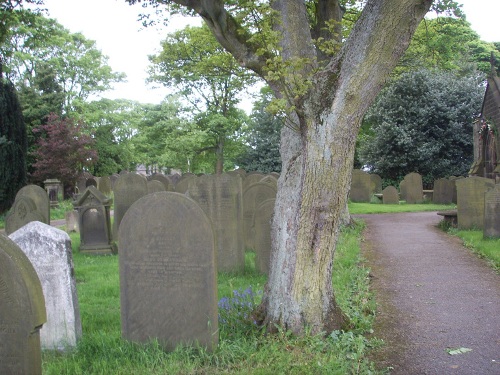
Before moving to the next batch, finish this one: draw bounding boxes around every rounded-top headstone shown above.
[5,196,45,235]
[15,184,50,224]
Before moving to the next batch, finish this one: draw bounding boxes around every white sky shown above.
[36,0,499,106]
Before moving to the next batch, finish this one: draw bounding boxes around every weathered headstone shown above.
[85,177,98,188]
[253,198,275,274]
[399,179,407,201]
[433,178,454,205]
[456,177,495,229]
[243,173,265,191]
[350,169,372,202]
[43,179,63,208]
[113,173,148,239]
[260,175,278,190]
[98,176,112,196]
[15,184,50,224]
[175,175,196,194]
[0,234,46,374]
[5,196,45,235]
[382,186,399,204]
[74,187,115,254]
[119,192,218,351]
[187,174,244,272]
[147,180,166,194]
[483,185,500,238]
[9,222,82,350]
[243,182,277,250]
[403,172,423,204]
[149,174,175,191]
[65,210,79,233]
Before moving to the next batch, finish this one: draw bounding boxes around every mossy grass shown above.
[348,201,456,215]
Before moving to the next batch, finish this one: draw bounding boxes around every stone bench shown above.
[437,210,457,227]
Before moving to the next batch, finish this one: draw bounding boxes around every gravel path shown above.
[358,211,500,375]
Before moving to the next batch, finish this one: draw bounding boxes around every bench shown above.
[437,210,457,227]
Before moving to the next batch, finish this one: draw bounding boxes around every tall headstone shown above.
[253,198,275,274]
[260,175,278,190]
[149,174,175,191]
[43,179,63,208]
[15,184,50,225]
[483,185,500,238]
[456,177,495,229]
[399,179,407,201]
[433,178,454,205]
[350,169,372,202]
[370,174,383,194]
[382,186,399,204]
[403,172,423,204]
[113,173,148,239]
[119,192,218,351]
[187,174,244,272]
[175,175,196,194]
[147,180,166,194]
[243,173,265,191]
[5,196,45,235]
[9,222,82,350]
[98,176,112,196]
[0,234,46,375]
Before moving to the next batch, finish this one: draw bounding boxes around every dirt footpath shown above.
[358,212,500,375]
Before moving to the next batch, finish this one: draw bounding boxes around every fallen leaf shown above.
[446,347,472,355]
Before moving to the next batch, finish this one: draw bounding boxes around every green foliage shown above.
[348,202,456,215]
[447,229,500,271]
[0,73,27,213]
[358,68,484,185]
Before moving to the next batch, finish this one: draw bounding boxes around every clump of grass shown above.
[50,199,75,221]
[448,229,500,272]
[349,202,456,215]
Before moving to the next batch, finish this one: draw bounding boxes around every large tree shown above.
[128,0,458,334]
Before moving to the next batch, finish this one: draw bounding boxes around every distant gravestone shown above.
[98,176,112,196]
[175,175,196,194]
[74,187,115,254]
[260,175,278,190]
[382,186,399,204]
[65,210,79,233]
[43,179,63,208]
[483,185,500,238]
[243,182,277,250]
[253,198,275,274]
[85,177,97,188]
[456,177,495,230]
[403,173,423,204]
[187,174,244,272]
[113,173,148,239]
[370,174,383,194]
[9,222,82,350]
[0,234,46,375]
[350,169,372,202]
[76,175,88,194]
[243,173,265,190]
[399,180,407,201]
[147,180,166,194]
[150,174,175,191]
[110,174,119,189]
[433,178,454,204]
[119,192,218,351]
[5,196,45,235]
[16,184,50,225]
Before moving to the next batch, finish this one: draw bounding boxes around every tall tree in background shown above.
[129,0,460,334]
[0,62,27,213]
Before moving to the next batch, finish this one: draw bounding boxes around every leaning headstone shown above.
[253,198,275,274]
[9,222,82,350]
[243,182,277,250]
[382,186,399,204]
[147,180,166,194]
[403,172,423,204]
[187,173,244,272]
[119,192,218,351]
[16,184,50,225]
[370,174,383,194]
[433,178,454,205]
[456,177,495,230]
[5,196,45,235]
[113,173,148,239]
[98,176,112,196]
[0,234,46,375]
[350,169,372,202]
[483,185,500,238]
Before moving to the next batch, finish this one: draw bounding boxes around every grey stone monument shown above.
[403,172,423,204]
[253,198,275,274]
[43,179,63,208]
[483,185,500,238]
[350,169,372,202]
[370,174,383,194]
[147,180,166,194]
[5,196,45,235]
[15,184,50,225]
[150,174,175,191]
[9,222,82,350]
[456,177,495,229]
[0,234,46,375]
[433,178,454,205]
[382,186,399,204]
[174,175,196,194]
[98,175,112,196]
[119,192,218,351]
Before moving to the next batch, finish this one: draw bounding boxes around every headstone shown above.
[147,180,166,194]
[75,175,88,194]
[370,174,383,194]
[349,169,372,202]
[243,173,265,191]
[433,178,454,205]
[113,173,148,239]
[5,196,45,235]
[150,174,175,191]
[43,179,63,208]
[0,234,46,374]
[403,172,423,204]
[175,175,196,194]
[65,210,79,233]
[253,198,275,274]
[484,185,500,238]
[9,222,82,350]
[187,174,244,272]
[98,176,112,196]
[399,179,407,201]
[242,182,277,250]
[382,186,399,204]
[15,184,50,225]
[456,177,495,229]
[85,177,97,188]
[260,175,278,190]
[73,187,115,254]
[119,192,218,351]
[110,174,119,189]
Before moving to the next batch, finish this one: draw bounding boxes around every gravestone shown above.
[0,234,46,375]
[85,177,98,188]
[243,173,265,191]
[5,196,45,235]
[113,173,148,240]
[175,175,196,194]
[110,174,119,189]
[150,174,175,191]
[350,169,372,202]
[382,186,399,204]
[43,179,63,208]
[403,172,423,204]
[16,184,50,225]
[483,185,500,238]
[187,173,244,272]
[75,175,88,194]
[253,198,275,274]
[119,192,218,351]
[433,178,454,204]
[370,174,383,194]
[65,210,79,233]
[399,179,407,201]
[260,175,278,190]
[9,222,82,350]
[74,186,115,254]
[243,182,277,250]
[147,180,166,194]
[456,177,495,229]
[98,176,112,196]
